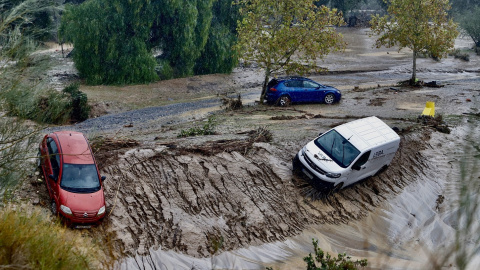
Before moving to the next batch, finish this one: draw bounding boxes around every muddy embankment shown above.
[94,125,434,258]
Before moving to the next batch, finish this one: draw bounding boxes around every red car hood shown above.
[60,188,105,212]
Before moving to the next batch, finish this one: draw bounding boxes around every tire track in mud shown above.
[98,129,434,257]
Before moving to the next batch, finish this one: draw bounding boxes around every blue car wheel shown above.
[278,95,291,107]
[324,93,335,104]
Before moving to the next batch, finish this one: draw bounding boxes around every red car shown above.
[38,131,106,226]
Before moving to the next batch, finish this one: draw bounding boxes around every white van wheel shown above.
[375,165,388,176]
[333,182,344,192]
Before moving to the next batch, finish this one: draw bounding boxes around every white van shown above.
[293,116,400,192]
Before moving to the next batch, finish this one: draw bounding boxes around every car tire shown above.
[374,165,388,176]
[331,182,344,193]
[278,95,291,107]
[51,200,58,215]
[324,93,335,104]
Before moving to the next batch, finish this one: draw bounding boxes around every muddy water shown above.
[116,116,480,270]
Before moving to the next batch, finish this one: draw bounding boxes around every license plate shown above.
[75,225,91,229]
[302,168,314,179]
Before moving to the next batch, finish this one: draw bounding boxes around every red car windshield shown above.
[60,164,101,193]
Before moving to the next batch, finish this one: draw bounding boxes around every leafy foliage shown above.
[60,0,237,83]
[59,0,158,85]
[369,0,459,83]
[450,0,480,13]
[63,83,90,122]
[178,116,217,137]
[0,0,54,60]
[303,239,368,270]
[0,207,99,269]
[0,118,40,196]
[236,0,345,103]
[150,0,214,78]
[2,85,72,124]
[456,6,480,48]
[315,0,367,17]
[194,0,239,75]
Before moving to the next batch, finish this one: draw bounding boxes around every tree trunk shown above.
[411,50,417,85]
[259,67,270,104]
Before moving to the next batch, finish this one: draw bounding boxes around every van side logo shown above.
[373,150,384,159]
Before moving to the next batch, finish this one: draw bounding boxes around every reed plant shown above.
[0,206,101,270]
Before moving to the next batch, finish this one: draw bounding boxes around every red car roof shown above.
[54,131,95,164]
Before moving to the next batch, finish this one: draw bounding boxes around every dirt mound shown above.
[98,128,434,257]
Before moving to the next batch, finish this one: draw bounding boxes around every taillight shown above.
[270,87,277,92]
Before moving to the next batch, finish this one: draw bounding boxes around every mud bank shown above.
[116,117,480,270]
[95,125,434,260]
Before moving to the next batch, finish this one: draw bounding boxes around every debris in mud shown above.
[435,195,445,210]
[90,137,140,167]
[221,94,243,111]
[367,97,387,106]
[463,112,480,117]
[397,80,444,88]
[270,114,312,120]
[417,115,451,134]
[423,81,444,88]
[177,127,273,156]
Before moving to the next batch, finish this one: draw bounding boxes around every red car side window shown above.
[47,138,60,179]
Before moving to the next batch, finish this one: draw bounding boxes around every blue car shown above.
[265,76,341,106]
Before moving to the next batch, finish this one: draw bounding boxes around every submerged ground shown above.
[16,28,480,269]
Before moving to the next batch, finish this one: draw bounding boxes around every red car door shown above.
[45,137,61,203]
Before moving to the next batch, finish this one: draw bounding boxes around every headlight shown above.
[97,205,106,216]
[60,205,72,215]
[326,172,341,178]
[301,146,306,156]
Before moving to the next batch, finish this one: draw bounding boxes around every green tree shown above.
[59,0,158,85]
[456,6,480,48]
[194,0,239,75]
[0,0,51,195]
[236,0,345,103]
[315,0,366,17]
[150,0,214,78]
[450,0,480,13]
[370,0,459,84]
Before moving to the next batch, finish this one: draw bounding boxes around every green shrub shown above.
[1,84,72,124]
[1,82,92,124]
[63,83,90,122]
[449,49,470,61]
[156,59,174,80]
[0,206,99,269]
[303,239,368,270]
[178,116,217,137]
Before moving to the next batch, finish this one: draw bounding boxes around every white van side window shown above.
[353,151,371,169]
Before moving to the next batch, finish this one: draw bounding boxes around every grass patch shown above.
[0,206,102,270]
[178,116,217,137]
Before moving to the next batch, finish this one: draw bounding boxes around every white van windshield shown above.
[314,130,360,168]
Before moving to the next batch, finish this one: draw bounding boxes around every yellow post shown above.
[421,101,435,117]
